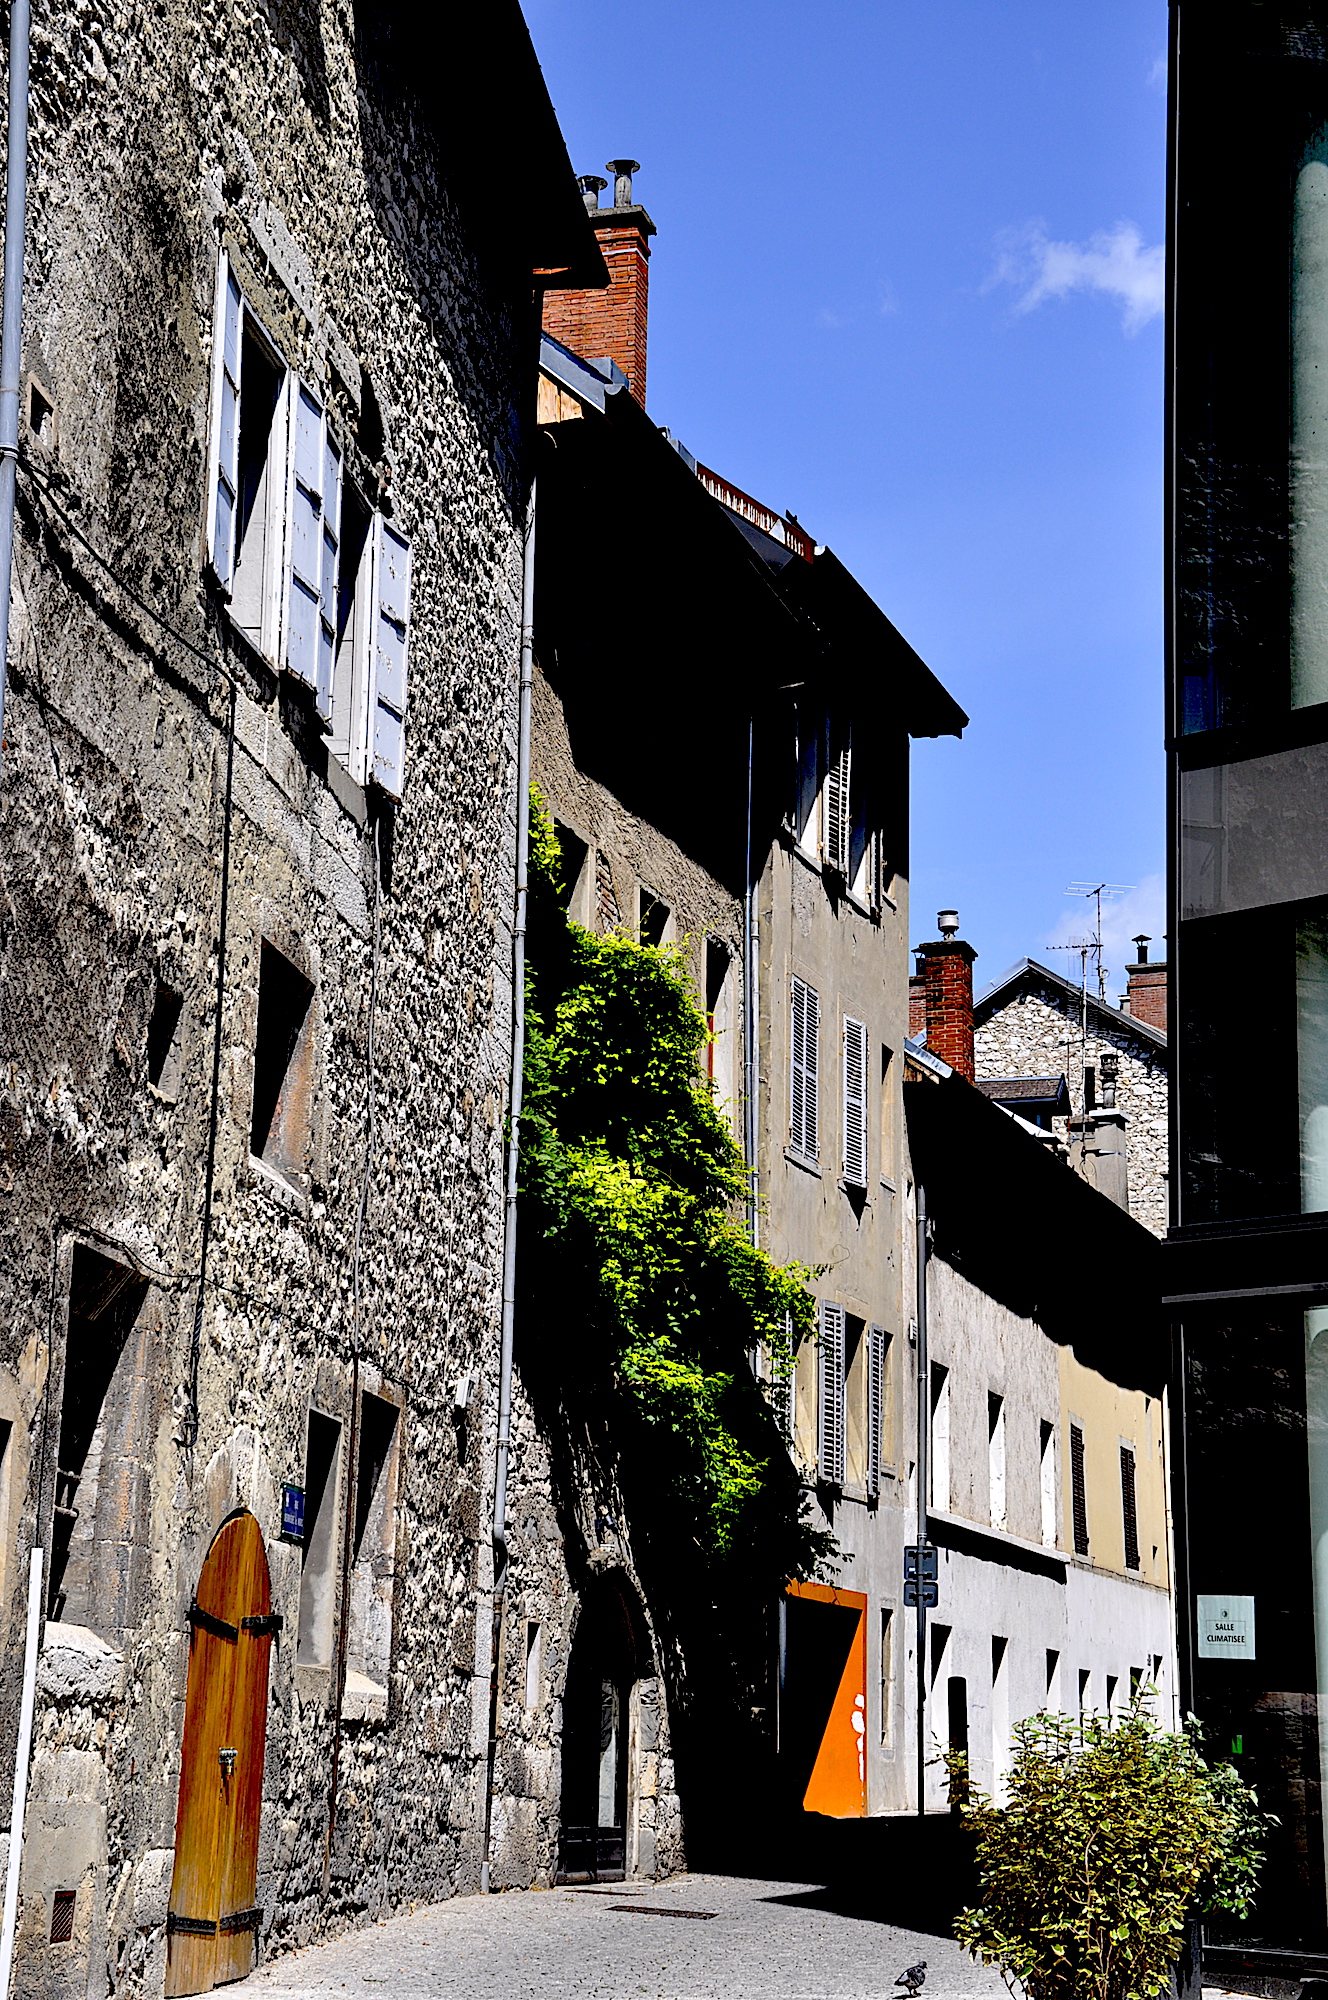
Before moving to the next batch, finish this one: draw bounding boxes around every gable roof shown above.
[973,957,1166,1052]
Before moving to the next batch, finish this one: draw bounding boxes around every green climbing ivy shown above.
[519,788,833,1583]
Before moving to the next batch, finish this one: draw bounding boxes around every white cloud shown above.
[990,220,1165,335]
[1147,51,1167,91]
[1041,875,1166,1005]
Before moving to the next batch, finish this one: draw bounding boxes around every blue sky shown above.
[526,0,1169,1002]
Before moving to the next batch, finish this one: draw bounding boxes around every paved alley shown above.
[234,1874,1005,2000]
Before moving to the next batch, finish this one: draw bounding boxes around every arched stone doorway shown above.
[165,1510,280,1996]
[557,1575,653,1883]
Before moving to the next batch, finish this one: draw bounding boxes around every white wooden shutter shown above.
[842,1015,868,1186]
[370,517,412,799]
[208,253,242,588]
[286,381,329,693]
[818,1301,846,1485]
[317,430,342,723]
[824,731,851,872]
[790,976,820,1161]
[867,1325,886,1500]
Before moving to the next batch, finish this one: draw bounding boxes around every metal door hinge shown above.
[188,1601,238,1643]
[241,1613,283,1637]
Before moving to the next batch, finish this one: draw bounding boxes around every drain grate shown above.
[607,1905,717,1920]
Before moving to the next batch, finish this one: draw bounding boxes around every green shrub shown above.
[947,1701,1273,2000]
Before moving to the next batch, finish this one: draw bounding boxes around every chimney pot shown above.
[606,158,641,208]
[937,909,959,938]
[1132,933,1150,964]
[578,174,608,213]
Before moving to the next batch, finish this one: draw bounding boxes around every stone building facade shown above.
[0,3,603,1995]
[972,959,1169,1238]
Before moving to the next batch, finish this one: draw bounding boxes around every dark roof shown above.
[772,546,968,741]
[976,1075,1072,1116]
[905,1069,1164,1395]
[359,4,609,293]
[974,957,1167,1051]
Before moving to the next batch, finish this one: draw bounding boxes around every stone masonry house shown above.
[0,5,604,1996]
[968,950,1169,1237]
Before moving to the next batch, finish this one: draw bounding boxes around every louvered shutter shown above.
[208,255,242,588]
[317,430,342,723]
[1120,1446,1140,1570]
[286,382,328,690]
[818,1302,846,1485]
[371,518,412,799]
[824,734,851,872]
[842,1015,868,1186]
[790,976,820,1161]
[1070,1423,1089,1555]
[867,1325,885,1500]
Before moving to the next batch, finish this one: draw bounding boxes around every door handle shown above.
[219,1747,237,1779]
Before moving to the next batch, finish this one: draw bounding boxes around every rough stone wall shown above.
[0,0,540,1991]
[973,984,1169,1237]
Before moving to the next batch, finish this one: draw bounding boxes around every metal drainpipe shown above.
[481,480,535,1891]
[0,11,35,1984]
[743,715,757,1246]
[0,0,30,781]
[915,1183,929,1818]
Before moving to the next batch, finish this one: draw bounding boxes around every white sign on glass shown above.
[1196,1595,1256,1661]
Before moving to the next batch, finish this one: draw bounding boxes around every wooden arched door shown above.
[166,1511,280,1996]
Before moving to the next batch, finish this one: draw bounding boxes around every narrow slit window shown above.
[296,1410,342,1668]
[639,888,670,947]
[988,1393,1006,1530]
[930,1364,951,1513]
[346,1390,402,1696]
[879,1605,894,1745]
[49,1891,75,1945]
[1039,1420,1057,1548]
[250,941,314,1173]
[146,981,184,1099]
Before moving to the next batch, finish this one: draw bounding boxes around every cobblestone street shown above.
[235,1875,1005,2000]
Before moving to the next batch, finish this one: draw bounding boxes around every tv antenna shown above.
[1063,882,1133,1004]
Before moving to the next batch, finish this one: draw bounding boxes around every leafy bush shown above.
[519,789,832,1582]
[947,1701,1274,2000]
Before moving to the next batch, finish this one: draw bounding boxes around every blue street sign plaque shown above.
[281,1484,305,1542]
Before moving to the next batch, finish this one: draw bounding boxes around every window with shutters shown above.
[789,976,820,1163]
[795,710,822,852]
[817,1301,846,1485]
[345,1387,402,1705]
[207,253,289,661]
[823,727,851,873]
[1069,1421,1090,1555]
[284,381,342,723]
[326,504,414,800]
[842,1015,869,1187]
[296,1408,342,1669]
[1120,1444,1141,1570]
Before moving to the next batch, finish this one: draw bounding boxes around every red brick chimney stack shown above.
[916,911,978,1083]
[1124,934,1167,1033]
[541,160,656,406]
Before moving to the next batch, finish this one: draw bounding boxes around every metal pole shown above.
[915,1183,929,1817]
[0,0,31,778]
[482,478,536,1892]
[0,1547,43,1999]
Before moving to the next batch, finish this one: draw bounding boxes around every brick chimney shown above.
[909,971,926,1041]
[916,911,978,1083]
[542,160,656,406]
[1123,934,1167,1033]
